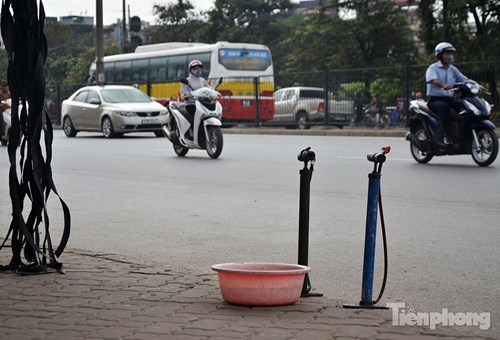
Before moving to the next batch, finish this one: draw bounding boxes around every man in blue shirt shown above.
[426,42,468,144]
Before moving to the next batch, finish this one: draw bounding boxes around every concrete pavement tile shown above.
[1,316,49,328]
[32,322,105,333]
[134,304,185,317]
[229,315,275,327]
[255,302,324,313]
[276,311,317,322]
[139,321,184,335]
[76,317,129,327]
[178,302,222,315]
[173,328,250,338]
[94,309,135,321]
[92,326,139,339]
[311,317,385,326]
[216,306,285,317]
[377,334,458,340]
[85,300,144,311]
[184,318,230,331]
[266,321,339,331]
[421,327,492,338]
[248,330,296,340]
[334,325,381,338]
[290,330,336,339]
[150,315,199,324]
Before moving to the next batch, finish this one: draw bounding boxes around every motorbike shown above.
[406,80,498,167]
[352,103,390,128]
[162,78,223,159]
[1,99,12,146]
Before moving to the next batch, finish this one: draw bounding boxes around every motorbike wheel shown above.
[173,144,189,157]
[206,126,223,159]
[410,127,433,164]
[63,116,77,137]
[471,128,498,167]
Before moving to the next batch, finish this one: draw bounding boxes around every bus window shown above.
[115,60,132,83]
[149,57,167,82]
[188,53,211,76]
[168,55,187,80]
[104,63,114,83]
[219,48,271,71]
[131,59,149,82]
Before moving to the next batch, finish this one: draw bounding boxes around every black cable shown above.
[374,188,388,304]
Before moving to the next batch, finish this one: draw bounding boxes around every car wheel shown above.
[101,117,116,138]
[296,111,310,130]
[63,116,77,137]
[471,128,498,167]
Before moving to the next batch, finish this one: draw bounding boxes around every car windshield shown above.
[101,88,152,103]
[300,90,324,98]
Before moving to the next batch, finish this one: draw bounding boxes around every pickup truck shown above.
[272,87,354,129]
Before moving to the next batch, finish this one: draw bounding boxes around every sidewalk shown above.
[0,247,493,339]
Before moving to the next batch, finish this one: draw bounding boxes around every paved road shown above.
[0,129,499,337]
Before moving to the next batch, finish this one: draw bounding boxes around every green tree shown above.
[201,0,294,43]
[278,0,416,72]
[417,0,500,60]
[150,0,207,43]
[44,21,95,84]
[65,45,122,85]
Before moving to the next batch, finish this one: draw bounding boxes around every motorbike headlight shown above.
[114,111,137,117]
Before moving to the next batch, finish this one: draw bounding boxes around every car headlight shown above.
[114,111,137,117]
[159,110,167,116]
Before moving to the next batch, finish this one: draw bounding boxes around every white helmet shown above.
[434,42,456,56]
[188,59,203,71]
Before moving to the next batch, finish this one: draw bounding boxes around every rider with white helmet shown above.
[425,42,468,145]
[180,60,210,139]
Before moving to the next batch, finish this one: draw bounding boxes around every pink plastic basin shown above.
[211,263,311,307]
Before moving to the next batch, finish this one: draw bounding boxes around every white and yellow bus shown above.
[89,41,275,122]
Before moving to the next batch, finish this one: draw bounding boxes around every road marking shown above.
[336,156,413,162]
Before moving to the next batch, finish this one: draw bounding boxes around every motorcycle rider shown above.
[426,42,468,145]
[0,81,10,144]
[180,60,209,140]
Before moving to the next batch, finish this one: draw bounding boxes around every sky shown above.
[41,0,214,25]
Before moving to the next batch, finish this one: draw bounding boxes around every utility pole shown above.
[96,0,104,85]
[122,0,127,47]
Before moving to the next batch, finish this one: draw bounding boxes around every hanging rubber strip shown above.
[0,0,71,273]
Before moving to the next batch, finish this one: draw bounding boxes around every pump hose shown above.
[374,189,388,304]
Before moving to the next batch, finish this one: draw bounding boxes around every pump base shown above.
[342,303,389,309]
[301,292,324,298]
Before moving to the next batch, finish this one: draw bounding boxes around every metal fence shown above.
[46,60,499,129]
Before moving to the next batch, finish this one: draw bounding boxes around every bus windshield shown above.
[218,48,271,71]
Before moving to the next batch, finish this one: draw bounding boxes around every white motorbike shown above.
[163,79,223,159]
[1,99,12,146]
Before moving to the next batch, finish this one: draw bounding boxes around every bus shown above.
[89,41,275,122]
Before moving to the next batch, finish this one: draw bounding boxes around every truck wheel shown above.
[296,112,310,130]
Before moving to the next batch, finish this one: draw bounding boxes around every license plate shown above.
[142,118,159,124]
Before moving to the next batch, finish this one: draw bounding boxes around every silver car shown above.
[61,85,168,138]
